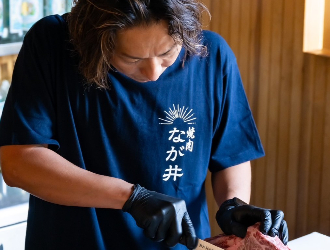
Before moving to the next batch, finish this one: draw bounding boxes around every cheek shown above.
[162,58,176,67]
[162,48,182,67]
[111,59,138,75]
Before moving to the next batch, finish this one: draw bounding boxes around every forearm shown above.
[0,145,133,209]
[212,162,289,244]
[211,161,251,206]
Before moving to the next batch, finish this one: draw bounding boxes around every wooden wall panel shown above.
[320,68,330,234]
[266,0,283,209]
[296,54,315,237]
[308,57,327,232]
[276,0,295,211]
[204,0,330,240]
[237,0,250,87]
[285,0,304,239]
[246,0,260,120]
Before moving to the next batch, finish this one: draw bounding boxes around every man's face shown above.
[110,21,182,83]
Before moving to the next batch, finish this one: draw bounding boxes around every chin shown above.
[129,76,150,83]
[136,80,150,83]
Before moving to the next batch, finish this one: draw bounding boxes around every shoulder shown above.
[201,30,237,70]
[22,14,69,61]
[202,30,228,48]
[25,14,67,40]
[29,14,66,30]
[23,15,68,50]
[201,30,224,44]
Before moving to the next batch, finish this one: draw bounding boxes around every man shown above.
[0,0,288,249]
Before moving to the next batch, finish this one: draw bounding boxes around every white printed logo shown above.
[163,165,184,181]
[158,104,196,125]
[159,105,197,182]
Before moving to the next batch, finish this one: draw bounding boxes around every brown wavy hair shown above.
[67,0,210,88]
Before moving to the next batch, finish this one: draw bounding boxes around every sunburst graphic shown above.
[159,104,197,125]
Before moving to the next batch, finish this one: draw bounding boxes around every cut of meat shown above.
[205,223,291,250]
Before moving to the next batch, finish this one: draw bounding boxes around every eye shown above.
[126,59,141,64]
[160,51,172,58]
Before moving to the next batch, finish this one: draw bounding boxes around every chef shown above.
[0,0,288,249]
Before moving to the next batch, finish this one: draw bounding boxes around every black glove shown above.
[216,197,289,245]
[122,184,198,249]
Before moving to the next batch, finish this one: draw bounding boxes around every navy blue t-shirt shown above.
[0,15,264,250]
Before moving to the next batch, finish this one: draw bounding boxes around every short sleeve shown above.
[0,16,62,149]
[208,39,264,172]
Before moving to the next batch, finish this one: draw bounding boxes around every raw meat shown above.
[205,223,291,250]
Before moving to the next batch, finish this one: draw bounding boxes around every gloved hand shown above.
[122,184,198,249]
[216,197,289,245]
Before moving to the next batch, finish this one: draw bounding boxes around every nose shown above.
[140,58,163,81]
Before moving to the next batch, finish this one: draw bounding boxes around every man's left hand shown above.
[216,197,289,245]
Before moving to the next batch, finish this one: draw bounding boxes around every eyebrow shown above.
[121,44,177,60]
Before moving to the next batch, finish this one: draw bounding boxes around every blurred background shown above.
[202,0,330,241]
[0,0,72,206]
[0,0,329,247]
[0,1,72,249]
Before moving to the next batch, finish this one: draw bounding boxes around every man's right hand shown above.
[122,184,198,249]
